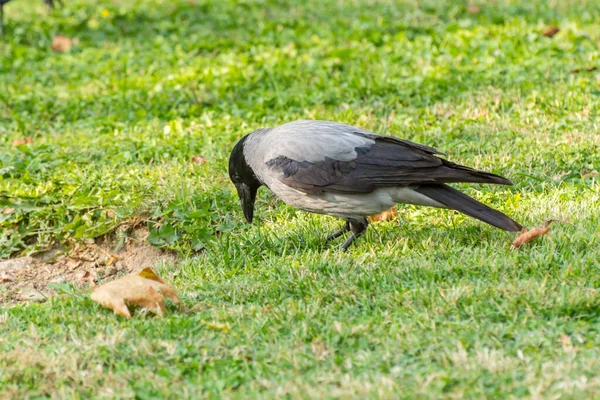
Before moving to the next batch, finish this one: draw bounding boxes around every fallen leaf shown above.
[510,219,569,250]
[191,155,207,164]
[51,35,73,53]
[582,169,599,178]
[90,267,180,319]
[511,226,549,250]
[559,335,572,345]
[466,4,480,14]
[12,137,33,146]
[2,207,15,214]
[0,272,15,283]
[369,207,398,223]
[78,270,97,288]
[559,335,574,351]
[103,254,119,266]
[542,26,560,38]
[570,66,597,74]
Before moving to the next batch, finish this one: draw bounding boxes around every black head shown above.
[229,134,262,223]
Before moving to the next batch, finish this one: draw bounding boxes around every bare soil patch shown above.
[0,229,175,305]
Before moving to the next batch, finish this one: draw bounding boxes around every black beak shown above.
[235,183,257,223]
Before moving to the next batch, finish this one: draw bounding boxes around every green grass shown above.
[2,0,600,397]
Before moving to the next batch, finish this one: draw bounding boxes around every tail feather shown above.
[416,184,522,232]
[434,161,515,186]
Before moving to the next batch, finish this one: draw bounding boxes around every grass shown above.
[1,0,600,397]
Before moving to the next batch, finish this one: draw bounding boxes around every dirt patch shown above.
[0,229,176,305]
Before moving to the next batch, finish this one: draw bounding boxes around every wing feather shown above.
[262,121,512,194]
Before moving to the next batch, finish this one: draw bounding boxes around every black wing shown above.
[266,133,513,195]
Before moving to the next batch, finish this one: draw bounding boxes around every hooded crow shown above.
[229,120,522,250]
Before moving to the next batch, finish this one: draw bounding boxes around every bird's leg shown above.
[341,218,369,251]
[326,221,350,242]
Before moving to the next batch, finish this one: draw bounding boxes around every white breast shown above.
[267,181,445,219]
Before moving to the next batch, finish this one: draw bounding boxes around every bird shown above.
[1,0,61,37]
[228,120,522,250]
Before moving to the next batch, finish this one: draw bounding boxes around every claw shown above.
[325,221,350,242]
[341,234,357,251]
[330,218,369,251]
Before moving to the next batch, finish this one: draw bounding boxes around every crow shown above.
[229,120,522,250]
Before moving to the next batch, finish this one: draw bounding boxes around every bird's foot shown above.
[336,218,369,251]
[326,221,350,242]
[341,234,360,251]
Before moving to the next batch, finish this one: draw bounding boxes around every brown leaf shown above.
[466,4,480,14]
[51,35,73,53]
[191,155,207,165]
[511,226,550,250]
[369,207,398,223]
[559,334,575,351]
[510,219,569,250]
[582,169,599,178]
[103,254,119,267]
[0,272,15,283]
[12,137,33,146]
[79,270,97,288]
[542,26,560,38]
[570,66,597,74]
[2,207,15,215]
[90,267,180,319]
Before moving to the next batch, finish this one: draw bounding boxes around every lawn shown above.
[1,0,600,397]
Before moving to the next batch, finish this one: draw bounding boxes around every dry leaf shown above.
[90,267,180,319]
[103,254,119,266]
[510,219,568,250]
[582,169,599,178]
[570,66,597,74]
[466,4,480,14]
[191,155,207,164]
[369,207,398,223]
[0,272,15,283]
[511,226,550,250]
[51,35,73,53]
[12,137,33,146]
[559,334,572,345]
[559,335,574,351]
[542,26,560,38]
[2,208,15,215]
[79,270,97,288]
